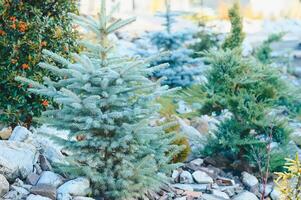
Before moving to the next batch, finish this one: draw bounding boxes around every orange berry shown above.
[40,41,47,47]
[21,63,30,70]
[18,21,27,32]
[9,16,16,22]
[0,30,6,36]
[10,23,16,29]
[42,100,49,107]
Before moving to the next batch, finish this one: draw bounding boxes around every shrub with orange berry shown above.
[0,0,79,128]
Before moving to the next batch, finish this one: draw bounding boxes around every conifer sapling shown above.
[135,0,202,88]
[16,1,180,199]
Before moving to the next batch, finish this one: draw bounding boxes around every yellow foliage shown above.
[275,154,301,200]
[158,97,191,162]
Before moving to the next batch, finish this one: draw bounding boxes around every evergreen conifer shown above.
[17,1,180,199]
[135,0,202,88]
[222,2,245,50]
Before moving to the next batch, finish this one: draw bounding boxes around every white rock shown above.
[9,126,31,142]
[57,177,90,197]
[202,194,225,200]
[232,191,259,200]
[180,171,194,184]
[0,141,38,181]
[212,189,230,199]
[291,129,301,146]
[177,100,192,114]
[175,197,186,200]
[259,183,273,197]
[192,171,213,184]
[190,158,204,166]
[172,184,194,191]
[73,197,96,200]
[177,117,207,151]
[0,174,9,196]
[172,170,180,181]
[174,197,186,200]
[26,194,52,200]
[37,171,64,188]
[271,187,281,200]
[241,172,258,189]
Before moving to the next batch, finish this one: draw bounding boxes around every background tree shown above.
[135,0,202,88]
[222,2,245,50]
[0,0,78,128]
[17,0,180,199]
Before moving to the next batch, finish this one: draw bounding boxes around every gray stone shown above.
[0,127,12,140]
[202,194,228,200]
[73,197,96,200]
[172,170,181,182]
[37,171,64,188]
[259,183,273,197]
[39,155,52,171]
[0,141,38,181]
[172,183,208,192]
[174,197,186,200]
[192,171,213,184]
[57,177,90,197]
[271,187,281,200]
[26,173,40,186]
[232,191,259,200]
[31,184,56,200]
[211,189,230,199]
[0,174,9,197]
[9,126,31,142]
[57,193,72,200]
[172,184,194,191]
[180,171,194,184]
[3,190,19,199]
[27,194,52,200]
[190,158,204,166]
[34,163,43,175]
[241,172,258,190]
[11,185,30,196]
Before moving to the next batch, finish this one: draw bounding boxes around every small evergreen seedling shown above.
[222,2,245,50]
[17,1,180,199]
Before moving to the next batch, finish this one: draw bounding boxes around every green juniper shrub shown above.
[181,48,298,172]
[16,0,181,199]
[0,0,78,128]
[222,2,245,51]
[254,33,284,64]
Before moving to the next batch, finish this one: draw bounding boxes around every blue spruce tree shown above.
[135,0,202,88]
[16,1,181,199]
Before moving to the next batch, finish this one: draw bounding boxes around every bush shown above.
[0,0,78,127]
[182,48,297,172]
[16,1,180,199]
